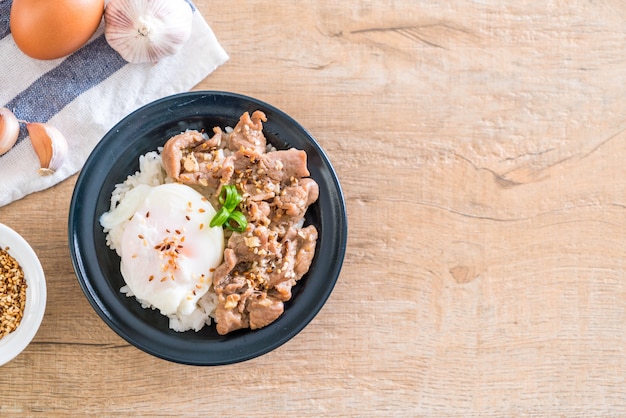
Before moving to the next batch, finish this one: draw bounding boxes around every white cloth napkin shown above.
[0,1,228,207]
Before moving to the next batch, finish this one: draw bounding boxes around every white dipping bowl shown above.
[0,223,46,366]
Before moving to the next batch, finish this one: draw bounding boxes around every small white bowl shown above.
[0,223,46,366]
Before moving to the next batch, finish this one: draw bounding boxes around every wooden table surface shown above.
[2,1,626,416]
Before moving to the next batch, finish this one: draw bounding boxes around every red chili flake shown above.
[146,211,150,218]
[149,275,154,282]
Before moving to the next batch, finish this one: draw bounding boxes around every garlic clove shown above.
[104,0,193,63]
[26,122,68,176]
[0,108,20,156]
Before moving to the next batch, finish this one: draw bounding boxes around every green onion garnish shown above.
[219,182,242,208]
[209,185,248,232]
[225,210,247,232]
[209,207,230,228]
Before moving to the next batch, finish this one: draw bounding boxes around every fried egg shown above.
[118,183,224,318]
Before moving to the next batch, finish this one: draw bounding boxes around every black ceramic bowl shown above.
[68,91,347,365]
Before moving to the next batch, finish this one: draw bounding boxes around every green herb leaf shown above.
[225,210,247,232]
[219,184,242,210]
[210,185,248,232]
[209,206,230,228]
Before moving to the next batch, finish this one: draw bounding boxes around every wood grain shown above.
[2,0,626,415]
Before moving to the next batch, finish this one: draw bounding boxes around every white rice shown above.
[100,149,219,332]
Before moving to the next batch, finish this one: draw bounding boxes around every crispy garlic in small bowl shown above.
[0,223,46,366]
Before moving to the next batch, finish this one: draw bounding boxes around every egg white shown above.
[119,183,224,318]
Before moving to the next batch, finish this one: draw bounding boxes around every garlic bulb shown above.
[26,122,68,175]
[104,0,193,63]
[0,108,20,156]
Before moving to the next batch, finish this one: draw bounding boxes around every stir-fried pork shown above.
[162,111,319,335]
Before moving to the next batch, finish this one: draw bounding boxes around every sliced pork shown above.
[162,110,319,335]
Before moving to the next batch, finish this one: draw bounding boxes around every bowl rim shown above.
[68,90,348,365]
[0,223,47,367]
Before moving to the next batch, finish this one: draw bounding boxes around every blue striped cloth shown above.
[0,1,228,207]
